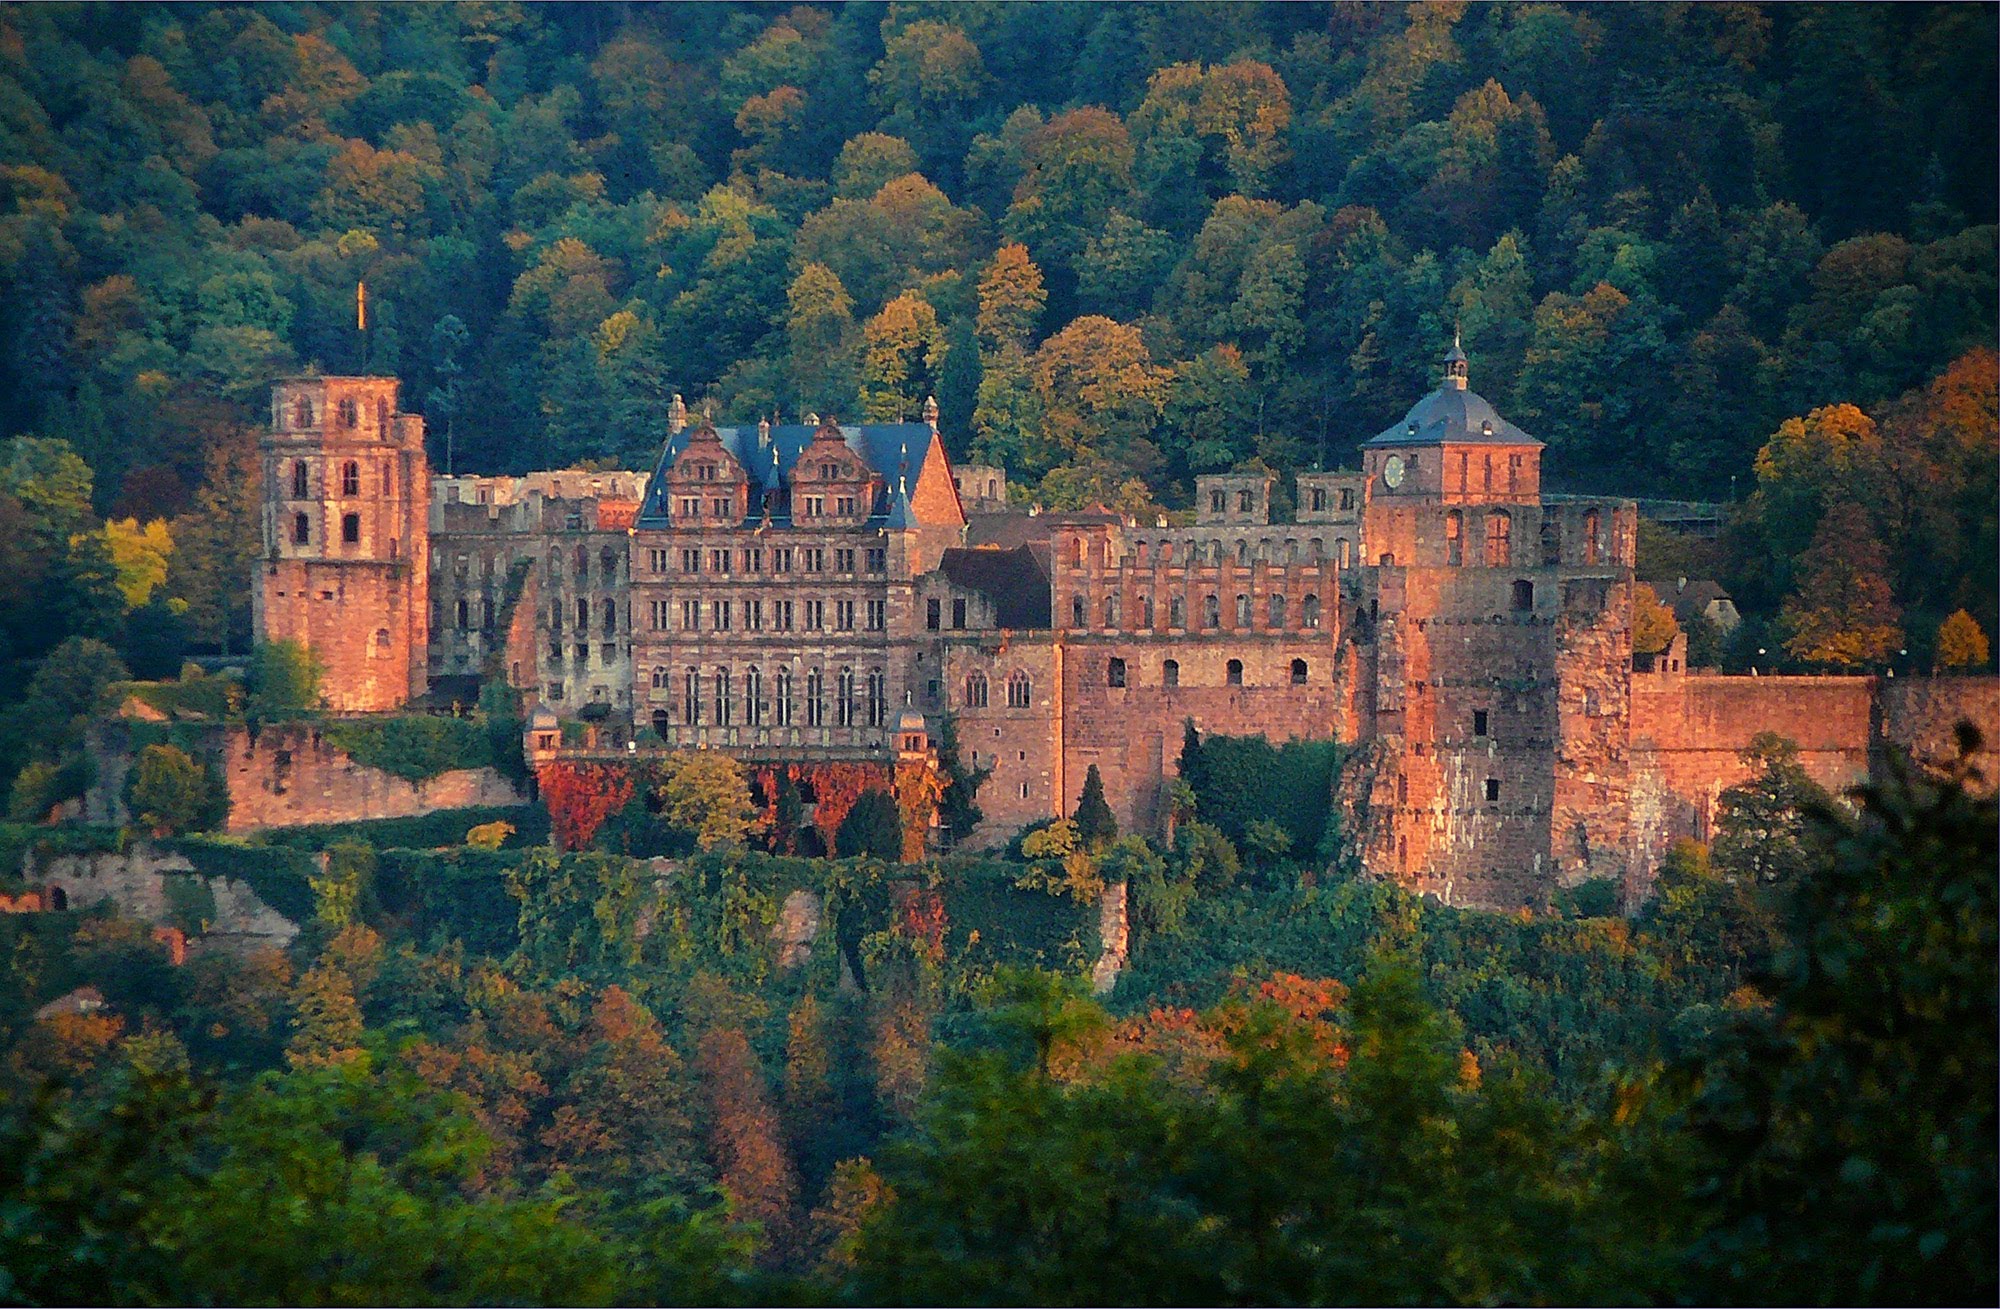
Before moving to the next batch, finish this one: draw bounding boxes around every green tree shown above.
[1711,733,1836,887]
[245,639,322,720]
[128,744,219,836]
[505,849,647,981]
[1071,764,1117,850]
[857,292,947,423]
[836,789,904,861]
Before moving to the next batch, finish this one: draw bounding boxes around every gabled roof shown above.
[939,546,1052,630]
[636,422,939,529]
[1365,383,1542,449]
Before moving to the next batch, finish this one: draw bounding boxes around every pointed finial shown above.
[668,392,687,435]
[922,394,939,428]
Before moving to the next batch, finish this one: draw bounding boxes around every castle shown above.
[255,345,1998,909]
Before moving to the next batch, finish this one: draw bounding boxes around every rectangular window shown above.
[951,598,967,629]
[865,547,886,574]
[744,547,763,573]
[745,599,763,631]
[709,548,731,574]
[681,548,701,573]
[927,598,941,631]
[712,497,732,518]
[1485,778,1501,803]
[803,548,825,572]
[1311,487,1326,512]
[804,495,824,517]
[805,599,825,630]
[649,548,669,573]
[866,599,886,631]
[678,496,700,519]
[681,599,701,630]
[773,600,793,631]
[835,547,855,573]
[835,599,855,630]
[574,643,588,664]
[1474,709,1489,737]
[713,600,731,631]
[648,600,669,630]
[772,547,793,573]
[342,513,360,544]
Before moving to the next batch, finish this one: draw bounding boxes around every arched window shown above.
[964,671,988,708]
[601,547,618,579]
[1291,658,1308,685]
[1302,594,1321,629]
[292,461,310,498]
[338,397,358,428]
[652,708,670,737]
[294,396,314,428]
[1236,539,1250,567]
[1007,672,1032,708]
[574,544,587,578]
[836,667,856,727]
[481,597,493,630]
[715,667,732,726]
[1484,510,1512,566]
[1203,594,1220,628]
[377,399,390,432]
[601,598,616,636]
[576,598,588,630]
[1269,593,1287,627]
[1445,510,1463,565]
[1337,539,1352,568]
[1169,595,1185,627]
[683,667,701,725]
[866,668,886,727]
[1107,657,1126,688]
[1226,658,1244,686]
[651,666,668,689]
[1071,595,1086,626]
[1162,658,1179,687]
[746,666,763,725]
[1583,509,1601,564]
[293,512,310,545]
[1141,595,1155,628]
[1071,537,1085,567]
[1512,579,1535,611]
[337,511,358,543]
[1104,594,1120,628]
[1540,516,1563,566]
[776,667,793,726]
[1234,593,1251,626]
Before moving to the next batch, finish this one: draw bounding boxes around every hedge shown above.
[323,715,497,782]
[375,847,525,957]
[115,674,240,721]
[937,858,1099,973]
[164,836,318,924]
[257,805,547,853]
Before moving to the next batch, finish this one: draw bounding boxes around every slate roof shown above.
[1365,383,1542,449]
[1669,579,1732,626]
[636,422,938,529]
[939,546,1052,630]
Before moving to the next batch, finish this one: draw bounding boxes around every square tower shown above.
[254,377,430,711]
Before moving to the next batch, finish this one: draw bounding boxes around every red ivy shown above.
[539,761,634,851]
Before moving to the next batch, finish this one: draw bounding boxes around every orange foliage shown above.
[895,885,948,965]
[753,761,893,849]
[538,761,635,850]
[893,758,946,861]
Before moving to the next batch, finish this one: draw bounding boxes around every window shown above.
[836,496,856,516]
[805,599,825,630]
[574,643,587,664]
[866,599,886,631]
[865,547,886,573]
[711,497,731,518]
[575,545,589,581]
[713,599,731,630]
[1104,594,1120,628]
[1473,709,1489,737]
[1337,539,1352,568]
[837,667,856,727]
[482,598,494,631]
[1107,657,1126,688]
[1169,595,1185,627]
[1234,593,1251,626]
[1203,594,1220,628]
[1238,489,1252,512]
[602,548,618,580]
[1210,490,1225,513]
[651,666,669,690]
[649,600,669,630]
[1269,594,1286,627]
[775,667,792,725]
[835,599,854,630]
[951,597,967,629]
[678,496,700,519]
[1583,509,1602,564]
[1511,579,1534,611]
[683,668,701,725]
[681,599,701,630]
[715,667,732,726]
[1236,539,1250,566]
[292,461,309,498]
[804,495,824,517]
[803,548,825,572]
[294,396,314,427]
[1291,659,1308,685]
[1311,487,1326,512]
[653,708,670,736]
[1508,453,1522,493]
[548,639,562,663]
[1162,659,1179,687]
[927,598,941,630]
[1141,595,1154,628]
[575,597,588,630]
[964,672,988,708]
[773,600,793,631]
[806,668,824,726]
[455,599,468,629]
[341,513,360,544]
[681,548,701,573]
[290,511,311,545]
[744,547,763,573]
[772,547,793,573]
[1540,517,1562,566]
[709,548,730,574]
[1484,510,1512,566]
[1445,510,1463,565]
[1339,488,1354,510]
[1071,596,1086,627]
[835,548,855,573]
[551,601,564,631]
[1019,781,1031,799]
[866,668,886,727]
[746,599,764,631]
[1485,778,1501,803]
[341,461,359,496]
[1007,672,1032,708]
[1226,658,1243,686]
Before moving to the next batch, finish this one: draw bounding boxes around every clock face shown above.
[1383,454,1406,489]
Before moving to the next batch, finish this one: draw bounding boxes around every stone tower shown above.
[253,376,430,712]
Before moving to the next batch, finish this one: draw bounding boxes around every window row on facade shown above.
[1440,508,1604,568]
[1063,591,1324,632]
[289,509,378,550]
[642,544,886,576]
[1071,535,1354,570]
[280,395,391,431]
[638,596,886,633]
[645,664,890,730]
[543,545,623,583]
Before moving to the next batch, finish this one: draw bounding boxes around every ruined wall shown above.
[223,724,523,830]
[1876,677,2000,782]
[24,843,298,955]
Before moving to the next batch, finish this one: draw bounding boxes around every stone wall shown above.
[224,724,523,830]
[24,843,298,956]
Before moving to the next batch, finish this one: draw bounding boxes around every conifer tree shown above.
[1072,764,1117,850]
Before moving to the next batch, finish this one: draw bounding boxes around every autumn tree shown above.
[857,292,947,422]
[653,750,762,851]
[1781,501,1904,668]
[1935,610,1990,671]
[695,1022,799,1260]
[1632,583,1681,657]
[975,242,1046,354]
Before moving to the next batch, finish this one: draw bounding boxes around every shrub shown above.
[465,821,515,850]
[325,715,495,782]
[246,640,322,720]
[257,806,546,852]
[128,744,224,835]
[837,790,904,861]
[1072,765,1117,850]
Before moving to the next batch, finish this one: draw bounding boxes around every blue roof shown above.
[1364,383,1541,449]
[636,422,939,529]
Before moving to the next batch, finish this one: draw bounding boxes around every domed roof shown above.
[528,702,560,730]
[1365,384,1541,449]
[897,707,927,734]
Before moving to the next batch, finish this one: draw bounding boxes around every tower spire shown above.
[1443,325,1469,391]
